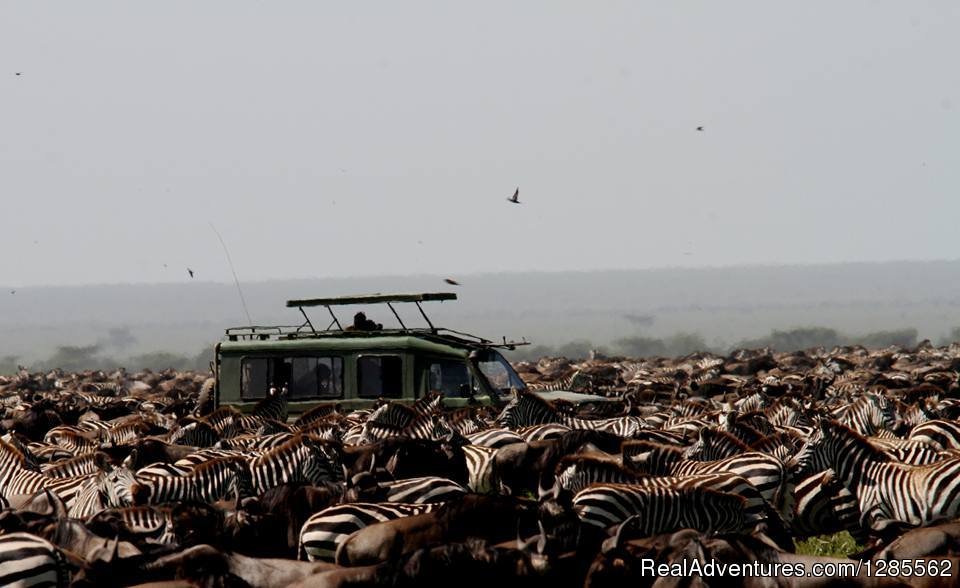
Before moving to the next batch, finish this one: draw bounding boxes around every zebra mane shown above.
[699,428,749,452]
[0,437,30,468]
[820,419,891,462]
[192,455,248,474]
[294,403,340,429]
[556,453,638,478]
[204,406,242,431]
[516,389,558,412]
[252,433,320,461]
[622,440,684,461]
[749,431,798,453]
[368,402,418,427]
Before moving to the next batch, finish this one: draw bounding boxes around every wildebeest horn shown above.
[602,515,639,554]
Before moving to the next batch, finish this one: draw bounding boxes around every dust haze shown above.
[3,260,960,372]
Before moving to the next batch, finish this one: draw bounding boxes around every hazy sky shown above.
[1,1,957,287]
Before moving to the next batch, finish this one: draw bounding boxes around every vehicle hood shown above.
[531,390,613,403]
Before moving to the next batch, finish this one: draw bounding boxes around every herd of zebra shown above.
[2,343,960,586]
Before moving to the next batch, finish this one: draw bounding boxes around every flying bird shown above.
[9,290,15,295]
[187,268,194,278]
[507,188,520,204]
[444,278,461,286]
[696,126,704,132]
[14,72,21,76]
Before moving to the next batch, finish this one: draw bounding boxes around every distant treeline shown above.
[506,326,960,362]
[0,345,215,375]
[2,325,959,375]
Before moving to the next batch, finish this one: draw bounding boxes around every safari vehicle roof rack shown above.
[286,292,456,333]
[223,292,530,350]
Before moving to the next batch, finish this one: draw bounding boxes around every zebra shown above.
[130,456,253,506]
[67,466,136,518]
[0,440,84,501]
[749,432,803,464]
[528,370,593,393]
[909,419,960,450]
[252,388,288,422]
[442,408,488,436]
[41,452,110,478]
[683,428,750,461]
[793,419,960,532]
[43,430,98,456]
[517,423,571,442]
[496,390,644,437]
[87,506,174,545]
[465,428,524,449]
[833,393,898,436]
[2,435,43,471]
[0,532,70,588]
[624,441,791,520]
[216,432,295,450]
[463,444,501,494]
[359,410,450,444]
[550,454,791,547]
[173,448,260,469]
[791,470,865,542]
[571,483,747,533]
[345,476,467,504]
[866,437,943,465]
[169,420,219,447]
[248,435,342,494]
[298,502,439,562]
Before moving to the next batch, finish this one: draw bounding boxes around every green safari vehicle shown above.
[214,292,530,414]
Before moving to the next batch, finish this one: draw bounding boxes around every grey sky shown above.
[1,1,957,287]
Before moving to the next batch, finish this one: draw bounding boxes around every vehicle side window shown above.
[289,357,318,399]
[425,359,474,398]
[358,355,403,398]
[241,358,270,400]
[288,356,345,399]
[318,357,344,398]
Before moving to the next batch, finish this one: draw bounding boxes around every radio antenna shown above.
[209,221,253,327]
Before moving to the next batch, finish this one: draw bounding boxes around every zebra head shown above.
[494,391,522,429]
[790,418,829,479]
[683,435,705,460]
[301,435,344,484]
[866,393,899,432]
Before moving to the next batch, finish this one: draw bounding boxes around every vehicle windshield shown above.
[473,349,527,396]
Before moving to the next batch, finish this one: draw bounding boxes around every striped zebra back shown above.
[298,502,438,562]
[169,420,220,447]
[572,483,747,534]
[464,428,524,449]
[0,533,70,588]
[909,419,960,450]
[249,435,342,494]
[365,476,467,503]
[131,456,252,505]
[686,428,749,461]
[463,444,500,494]
[88,506,174,544]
